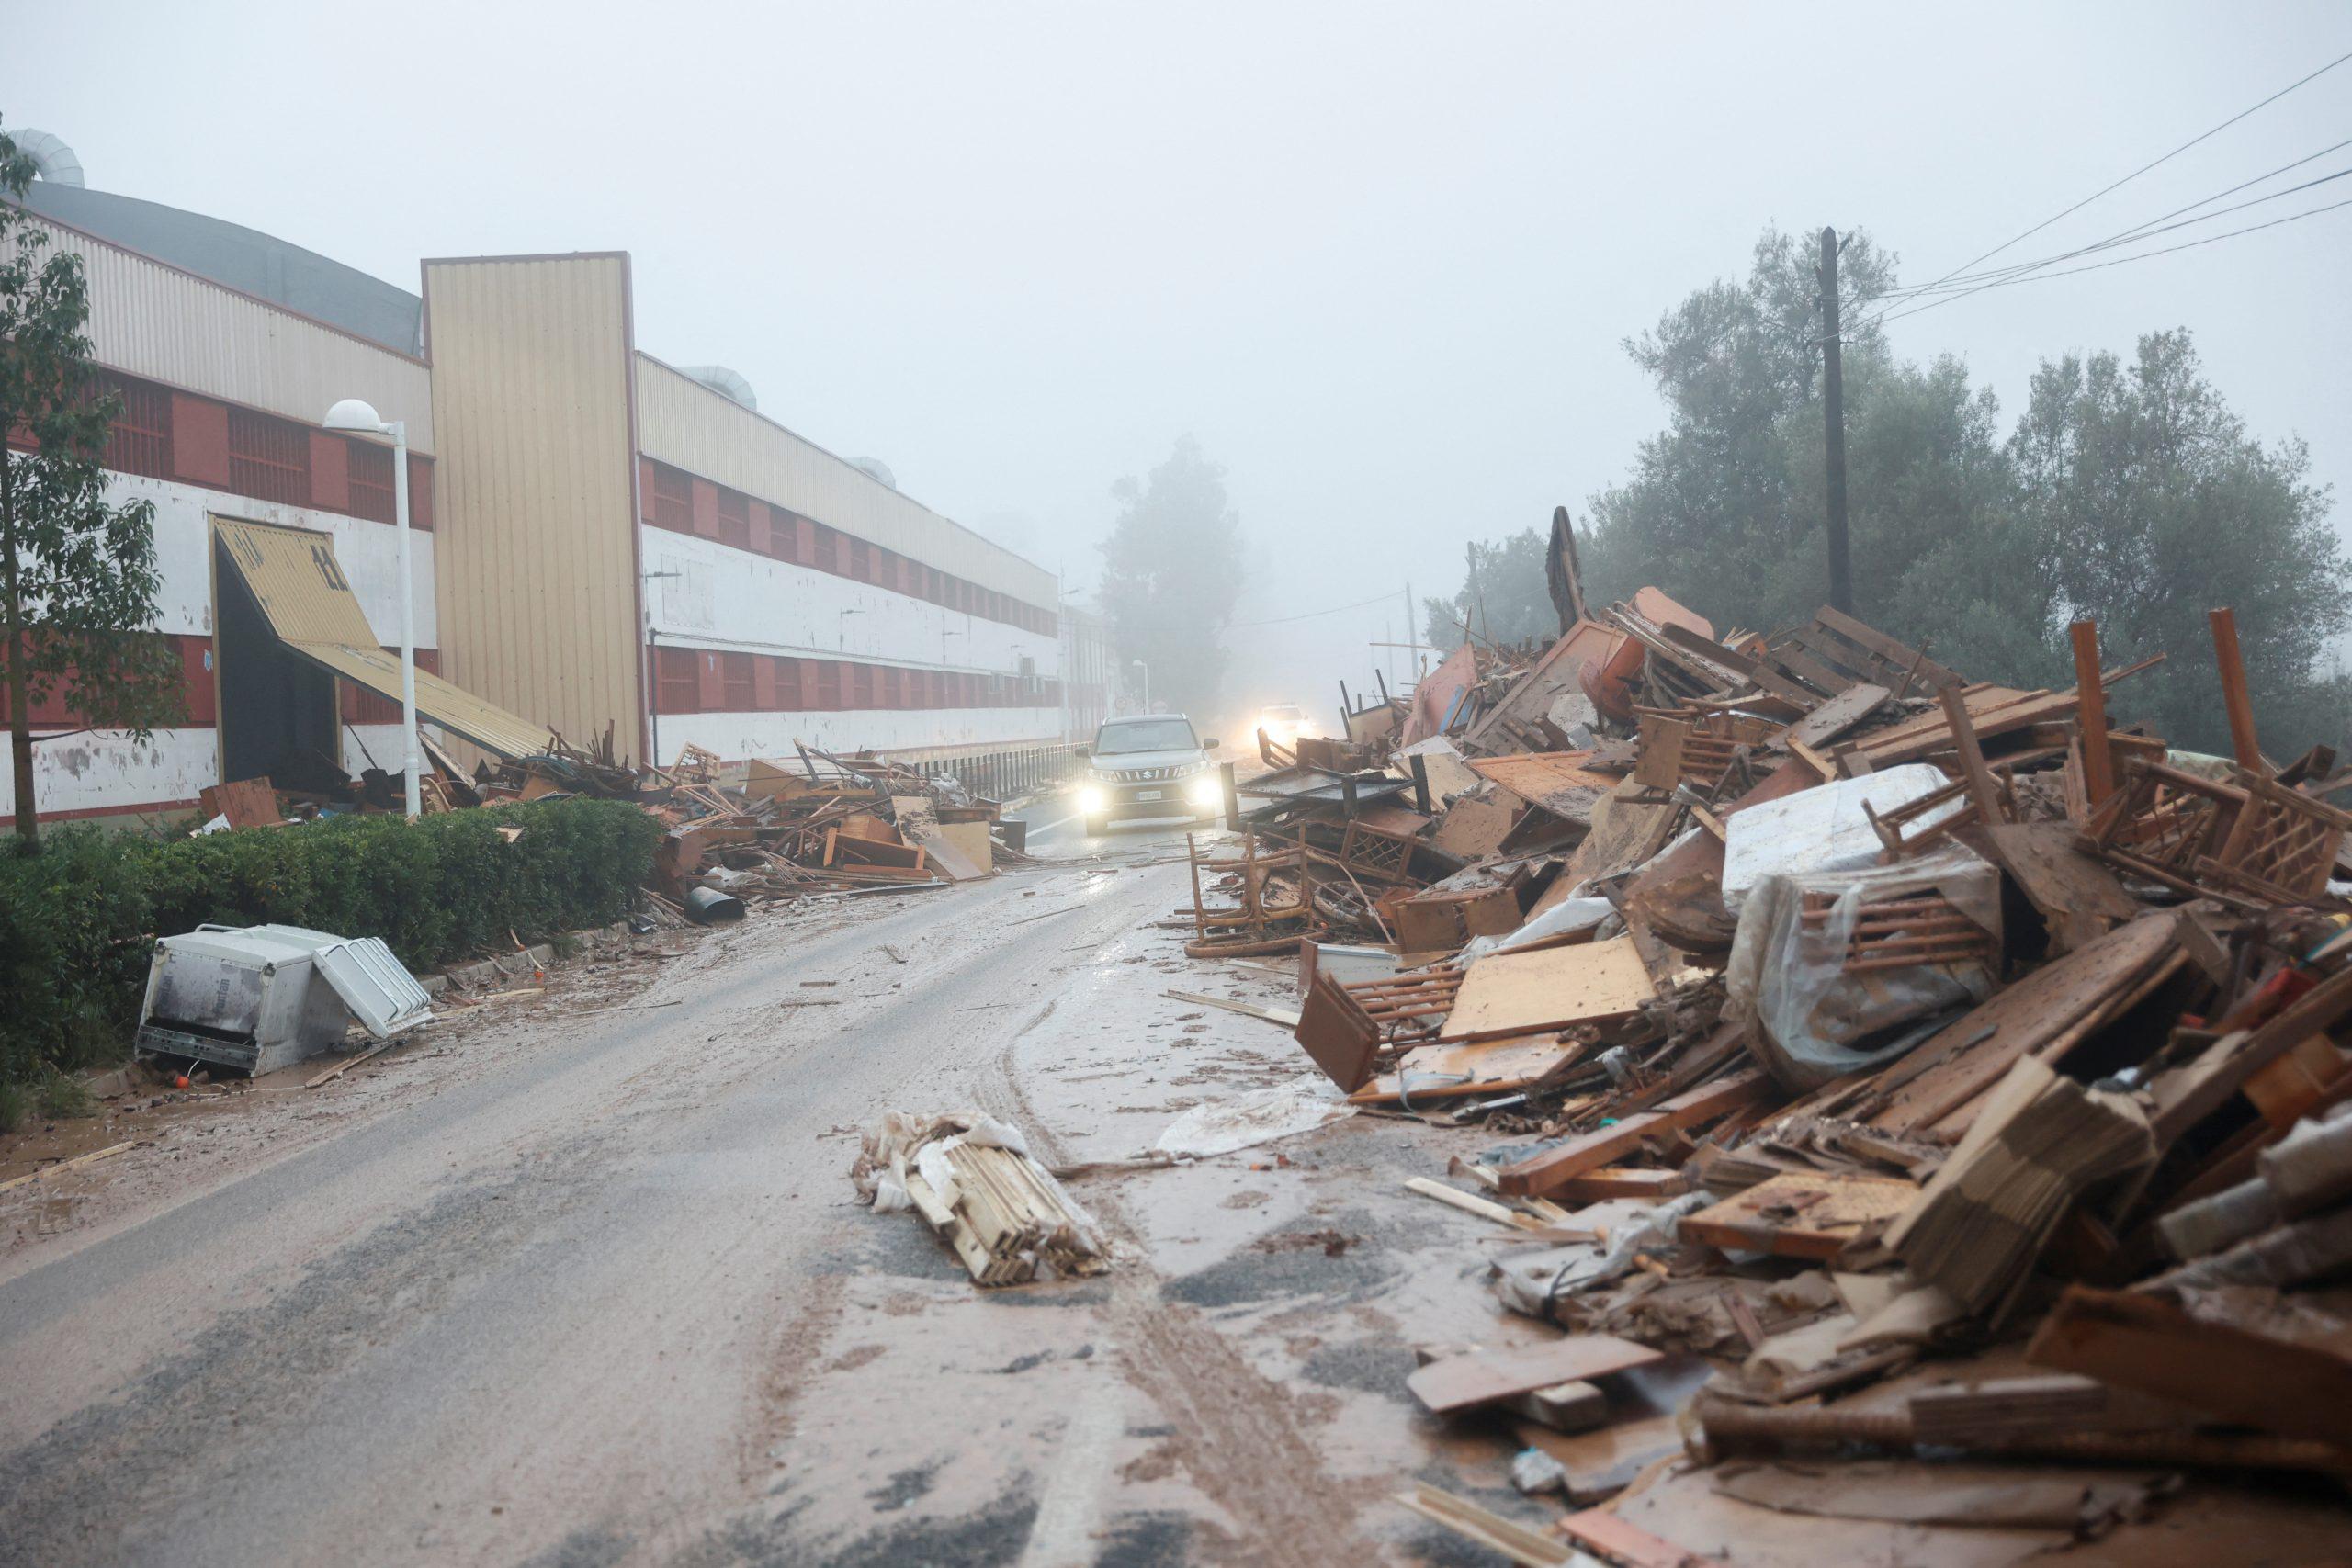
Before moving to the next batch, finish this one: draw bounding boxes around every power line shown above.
[1858,160,2352,320]
[1226,589,1401,628]
[1867,49,2352,317]
[1871,193,2352,326]
[1856,137,2352,314]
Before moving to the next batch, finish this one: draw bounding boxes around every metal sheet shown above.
[213,517,381,647]
[289,641,553,761]
[212,516,555,760]
[305,933,434,1039]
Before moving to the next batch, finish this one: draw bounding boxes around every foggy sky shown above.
[6,2,2348,718]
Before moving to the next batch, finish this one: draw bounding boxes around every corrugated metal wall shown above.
[634,357,1057,608]
[423,255,643,761]
[13,214,434,449]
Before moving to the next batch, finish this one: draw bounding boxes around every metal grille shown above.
[716,488,751,550]
[650,463,691,531]
[655,647,700,713]
[97,372,173,478]
[347,438,395,524]
[226,406,310,504]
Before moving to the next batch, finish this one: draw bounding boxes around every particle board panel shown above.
[1438,935,1655,1042]
[1350,1034,1578,1104]
[1408,1335,1665,1416]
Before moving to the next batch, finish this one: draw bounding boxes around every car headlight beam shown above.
[1077,785,1107,815]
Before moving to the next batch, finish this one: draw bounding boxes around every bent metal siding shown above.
[633,356,1056,612]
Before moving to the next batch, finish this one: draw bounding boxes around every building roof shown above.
[19,181,422,356]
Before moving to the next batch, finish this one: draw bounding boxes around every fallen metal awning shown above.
[213,516,555,760]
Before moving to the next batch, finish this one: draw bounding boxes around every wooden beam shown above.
[1938,682,2007,828]
[2070,620,2115,806]
[2209,606,2264,773]
[1498,1069,1771,1197]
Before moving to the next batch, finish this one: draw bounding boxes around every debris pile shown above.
[199,731,1027,922]
[853,1110,1110,1286]
[1194,586,2352,1561]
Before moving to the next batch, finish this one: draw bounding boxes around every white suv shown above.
[1075,716,1222,834]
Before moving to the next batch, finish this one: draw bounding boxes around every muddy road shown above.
[0,810,1539,1567]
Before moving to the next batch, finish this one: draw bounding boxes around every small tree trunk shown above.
[1,463,33,852]
[6,632,29,852]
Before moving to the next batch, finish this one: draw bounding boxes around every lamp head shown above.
[322,398,387,434]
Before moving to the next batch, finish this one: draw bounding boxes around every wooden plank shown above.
[2209,606,2264,773]
[1544,1167,1690,1203]
[1938,682,2007,828]
[1558,1508,1705,1568]
[1162,989,1302,1028]
[1678,1169,1918,1260]
[1403,1176,1553,1230]
[1408,1335,1664,1415]
[0,1140,135,1193]
[1438,936,1654,1043]
[1813,604,1962,688]
[1351,1034,1577,1104]
[2070,621,2115,805]
[1499,1069,1772,1197]
[2027,1284,2352,1446]
[1396,1483,1574,1567]
[1866,913,2177,1134]
[1783,682,1888,752]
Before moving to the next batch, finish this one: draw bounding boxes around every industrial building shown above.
[1,138,1082,827]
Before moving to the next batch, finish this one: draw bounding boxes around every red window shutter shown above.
[93,373,173,479]
[171,394,230,488]
[225,407,310,504]
[345,438,395,524]
[696,649,726,710]
[309,430,351,513]
[407,456,435,531]
[794,516,817,566]
[639,457,660,521]
[775,658,802,710]
[656,648,700,713]
[690,479,720,540]
[716,488,750,550]
[752,655,777,710]
[650,464,692,532]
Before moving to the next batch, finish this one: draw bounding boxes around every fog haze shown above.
[8,0,2346,717]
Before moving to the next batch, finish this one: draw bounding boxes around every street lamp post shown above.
[322,399,419,818]
[1131,657,1149,714]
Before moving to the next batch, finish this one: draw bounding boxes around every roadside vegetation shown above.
[0,797,659,1122]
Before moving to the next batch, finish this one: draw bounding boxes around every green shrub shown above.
[0,797,658,1087]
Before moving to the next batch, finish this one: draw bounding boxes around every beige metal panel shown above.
[212,517,383,646]
[634,356,1057,608]
[424,255,644,762]
[292,643,554,760]
[9,214,434,448]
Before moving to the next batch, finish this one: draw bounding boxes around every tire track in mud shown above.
[989,973,1380,1568]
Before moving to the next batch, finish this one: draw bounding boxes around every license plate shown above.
[1135,789,1163,802]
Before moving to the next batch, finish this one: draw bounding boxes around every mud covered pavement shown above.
[0,815,1546,1568]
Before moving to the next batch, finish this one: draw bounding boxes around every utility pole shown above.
[1819,225,1853,615]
